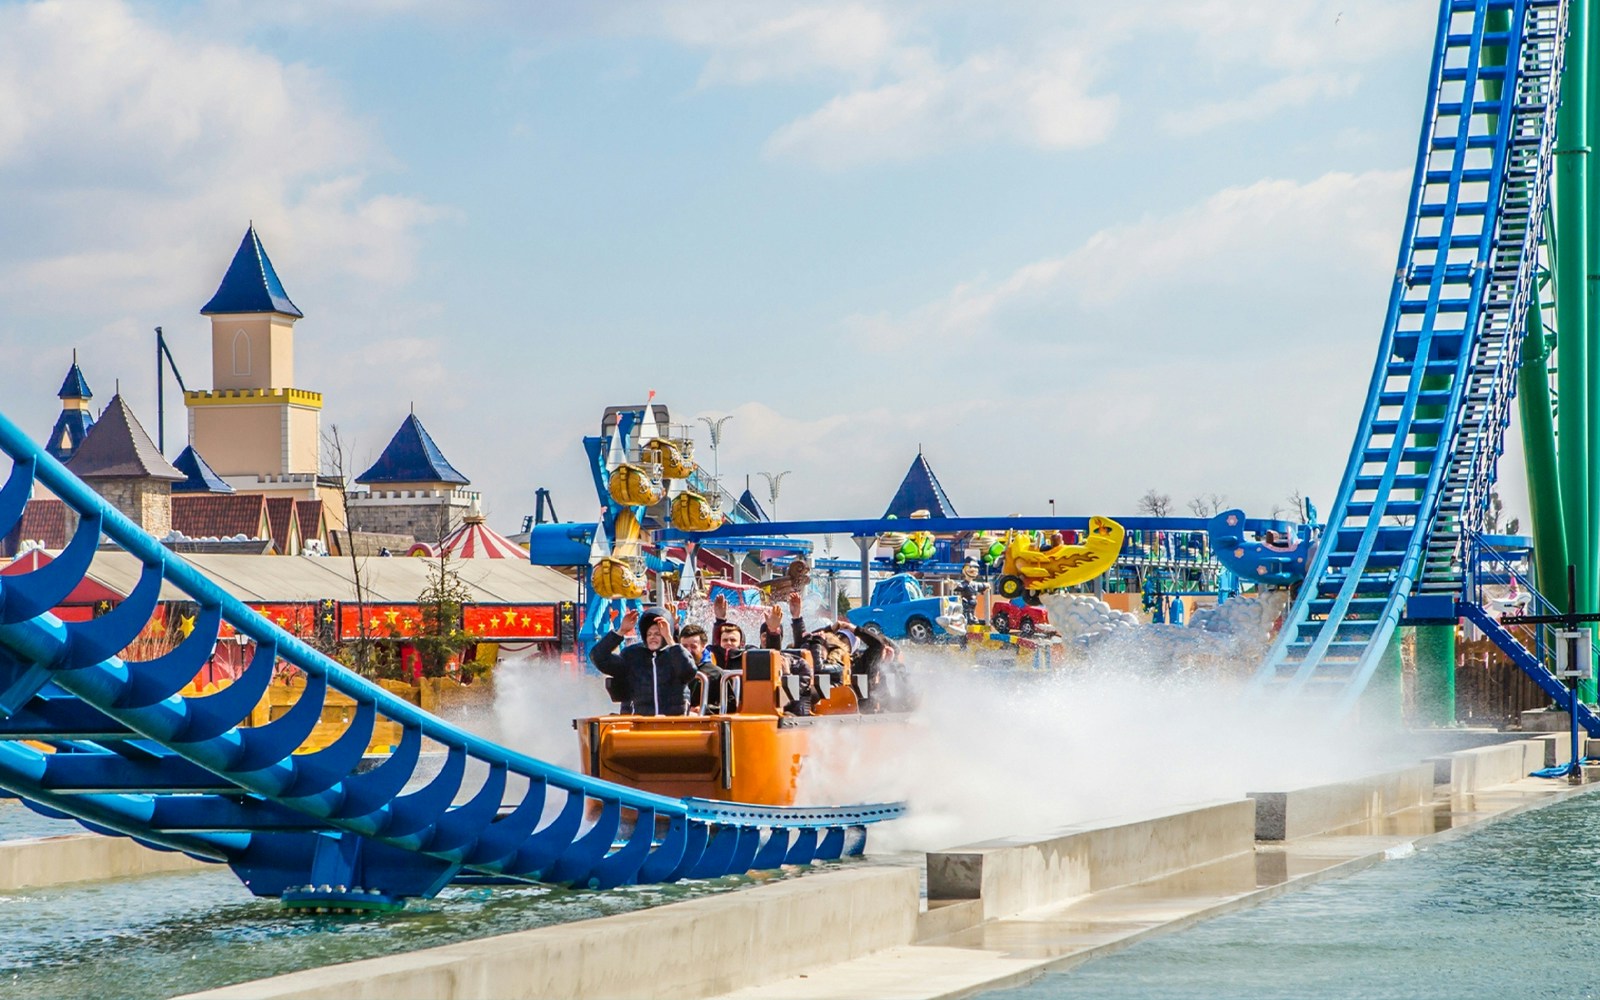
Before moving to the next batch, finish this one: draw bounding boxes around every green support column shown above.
[1555,0,1593,696]
[1412,626,1456,726]
[1586,0,1600,698]
[1519,284,1570,611]
[1414,373,1456,725]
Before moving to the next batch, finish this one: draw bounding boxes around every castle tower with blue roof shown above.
[883,450,958,519]
[182,225,336,519]
[46,355,95,462]
[346,412,479,543]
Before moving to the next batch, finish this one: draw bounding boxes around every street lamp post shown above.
[759,471,792,521]
[698,415,733,501]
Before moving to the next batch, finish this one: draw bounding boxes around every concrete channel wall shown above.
[1442,739,1547,795]
[1247,764,1435,841]
[924,799,1256,921]
[0,833,208,891]
[179,866,922,1000]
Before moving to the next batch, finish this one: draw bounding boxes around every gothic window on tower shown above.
[232,329,252,377]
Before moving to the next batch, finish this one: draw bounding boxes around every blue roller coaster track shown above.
[0,415,902,906]
[1254,0,1569,709]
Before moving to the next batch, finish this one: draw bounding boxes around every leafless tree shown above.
[323,424,372,672]
[1186,493,1227,518]
[1285,489,1307,523]
[1137,489,1173,518]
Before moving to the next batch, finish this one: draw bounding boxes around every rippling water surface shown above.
[0,799,83,841]
[985,791,1600,1000]
[1,845,830,1000]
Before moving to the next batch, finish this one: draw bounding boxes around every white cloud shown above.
[0,0,441,318]
[1164,71,1360,135]
[812,169,1427,519]
[640,0,1429,168]
[1120,0,1436,72]
[655,2,901,86]
[764,48,1117,168]
[847,169,1408,351]
[633,3,1119,167]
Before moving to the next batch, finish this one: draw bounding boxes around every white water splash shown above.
[797,642,1407,854]
[489,655,613,771]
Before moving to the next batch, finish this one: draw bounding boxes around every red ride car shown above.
[988,602,1056,637]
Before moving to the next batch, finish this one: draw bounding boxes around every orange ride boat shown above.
[576,648,906,806]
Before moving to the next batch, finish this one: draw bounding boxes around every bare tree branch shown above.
[1186,493,1227,518]
[1137,489,1172,518]
[323,424,371,672]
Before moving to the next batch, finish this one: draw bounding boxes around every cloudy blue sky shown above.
[3,0,1524,533]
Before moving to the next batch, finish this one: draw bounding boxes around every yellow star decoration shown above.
[384,610,400,624]
[502,610,517,625]
[275,615,288,626]
[369,616,381,629]
[177,614,197,639]
[520,615,531,627]
[150,619,166,635]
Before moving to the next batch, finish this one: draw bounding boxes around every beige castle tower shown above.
[184,226,344,529]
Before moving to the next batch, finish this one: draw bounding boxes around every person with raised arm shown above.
[589,607,701,716]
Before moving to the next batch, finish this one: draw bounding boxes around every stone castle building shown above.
[64,394,183,537]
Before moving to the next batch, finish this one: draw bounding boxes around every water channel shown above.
[983,790,1600,1000]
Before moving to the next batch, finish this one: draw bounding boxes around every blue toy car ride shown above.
[845,573,954,644]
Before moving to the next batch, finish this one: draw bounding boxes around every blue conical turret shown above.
[200,225,302,318]
[46,354,95,462]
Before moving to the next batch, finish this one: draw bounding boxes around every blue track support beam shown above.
[659,514,1286,545]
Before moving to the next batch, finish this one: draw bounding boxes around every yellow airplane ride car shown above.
[994,515,1124,600]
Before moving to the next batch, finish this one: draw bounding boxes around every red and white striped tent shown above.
[439,515,526,559]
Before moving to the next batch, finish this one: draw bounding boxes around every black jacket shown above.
[590,629,699,716]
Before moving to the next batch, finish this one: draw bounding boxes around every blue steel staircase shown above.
[1459,534,1600,732]
[1460,605,1600,731]
[0,414,901,905]
[1255,0,1568,709]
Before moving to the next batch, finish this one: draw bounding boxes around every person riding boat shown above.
[679,624,713,667]
[761,592,808,650]
[678,622,723,711]
[845,621,911,712]
[709,593,754,670]
[712,592,820,714]
[589,607,707,716]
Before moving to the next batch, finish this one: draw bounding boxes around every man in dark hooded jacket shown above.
[589,607,703,715]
